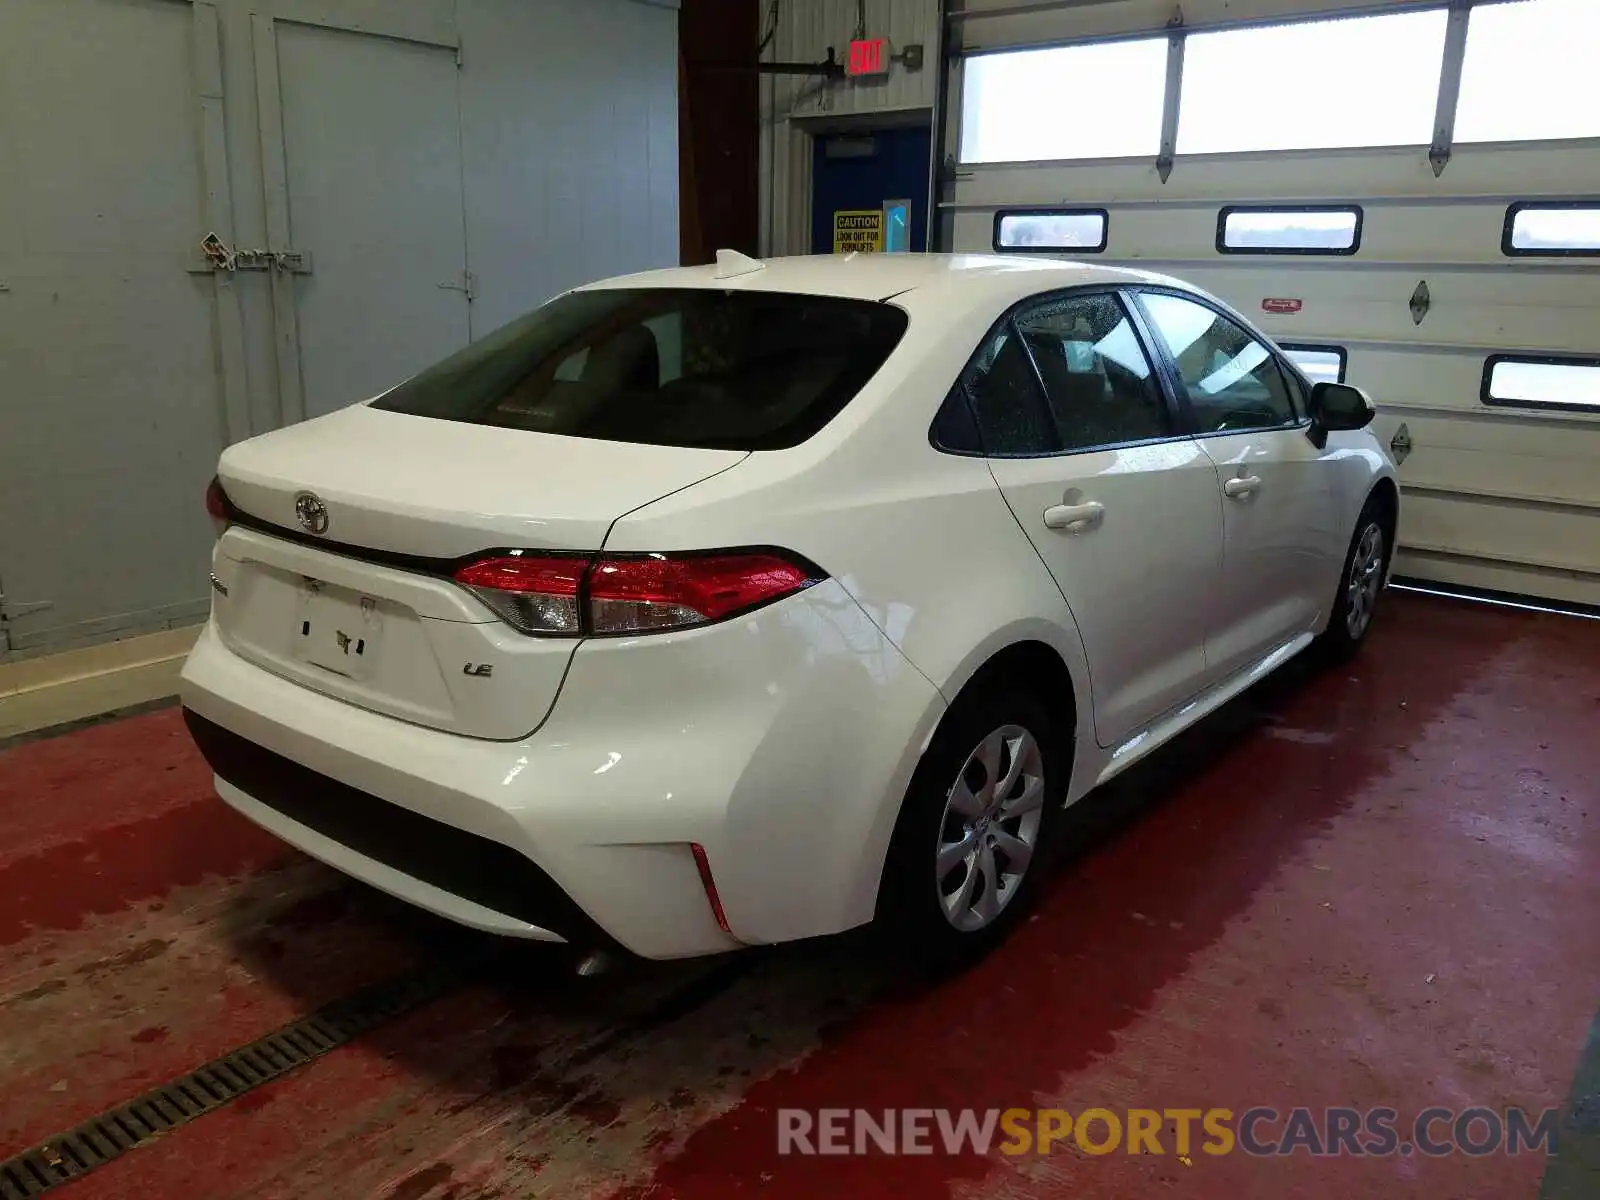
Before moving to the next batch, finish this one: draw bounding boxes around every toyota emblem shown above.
[294,491,330,535]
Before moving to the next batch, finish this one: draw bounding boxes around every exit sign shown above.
[847,37,889,77]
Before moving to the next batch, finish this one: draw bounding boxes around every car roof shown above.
[581,252,1192,313]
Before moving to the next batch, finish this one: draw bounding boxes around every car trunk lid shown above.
[219,404,747,559]
[211,405,745,739]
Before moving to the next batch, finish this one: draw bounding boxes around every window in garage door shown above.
[1177,9,1448,154]
[1217,207,1362,256]
[994,209,1108,253]
[959,38,1167,164]
[1456,0,1600,143]
[1482,356,1600,413]
[1503,203,1600,256]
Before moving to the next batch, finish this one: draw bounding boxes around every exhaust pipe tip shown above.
[575,949,614,977]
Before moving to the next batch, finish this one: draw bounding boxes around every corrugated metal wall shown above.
[758,0,940,256]
[0,0,679,659]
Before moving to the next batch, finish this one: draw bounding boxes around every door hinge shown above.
[1408,280,1431,326]
[438,271,476,302]
[940,153,974,182]
[1389,423,1413,465]
[0,590,54,632]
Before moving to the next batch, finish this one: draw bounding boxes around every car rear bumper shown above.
[184,709,592,943]
[179,579,944,959]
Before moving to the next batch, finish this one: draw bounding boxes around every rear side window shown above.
[960,327,1057,456]
[371,288,908,451]
[947,291,1174,457]
[1013,293,1171,451]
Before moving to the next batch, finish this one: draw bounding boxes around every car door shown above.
[952,288,1224,749]
[1132,289,1345,683]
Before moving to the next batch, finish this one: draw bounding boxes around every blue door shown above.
[810,126,932,255]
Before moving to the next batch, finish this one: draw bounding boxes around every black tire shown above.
[877,685,1066,971]
[1317,496,1391,661]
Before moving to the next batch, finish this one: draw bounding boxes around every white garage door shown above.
[939,0,1600,607]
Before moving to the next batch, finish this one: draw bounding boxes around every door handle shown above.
[1042,500,1105,533]
[1223,475,1262,499]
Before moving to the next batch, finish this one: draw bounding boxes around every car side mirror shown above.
[1307,381,1375,448]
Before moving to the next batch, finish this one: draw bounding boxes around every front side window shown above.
[1013,293,1171,452]
[1138,293,1298,434]
[371,288,907,451]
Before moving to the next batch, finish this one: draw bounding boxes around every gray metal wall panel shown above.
[270,0,457,47]
[277,22,472,417]
[0,0,680,659]
[457,0,680,335]
[0,0,223,653]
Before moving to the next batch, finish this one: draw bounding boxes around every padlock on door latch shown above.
[200,232,236,271]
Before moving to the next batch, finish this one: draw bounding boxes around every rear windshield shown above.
[370,287,908,451]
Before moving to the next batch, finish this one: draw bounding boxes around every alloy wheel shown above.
[1345,522,1385,640]
[936,724,1046,932]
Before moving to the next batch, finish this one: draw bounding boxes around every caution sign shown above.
[833,210,885,254]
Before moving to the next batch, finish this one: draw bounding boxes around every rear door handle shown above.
[1042,500,1105,533]
[1223,475,1262,499]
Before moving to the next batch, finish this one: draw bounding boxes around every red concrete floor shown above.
[1,591,1596,1199]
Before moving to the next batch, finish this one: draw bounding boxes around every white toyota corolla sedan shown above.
[181,252,1397,964]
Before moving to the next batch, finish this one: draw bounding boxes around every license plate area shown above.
[293,579,384,681]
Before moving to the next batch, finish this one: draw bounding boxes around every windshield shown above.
[370,287,909,451]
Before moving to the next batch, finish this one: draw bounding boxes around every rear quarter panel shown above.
[604,301,1100,802]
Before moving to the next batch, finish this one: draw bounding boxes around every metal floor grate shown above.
[0,962,459,1198]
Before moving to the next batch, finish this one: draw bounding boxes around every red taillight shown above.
[453,553,588,635]
[451,549,821,637]
[205,476,232,534]
[587,553,815,633]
